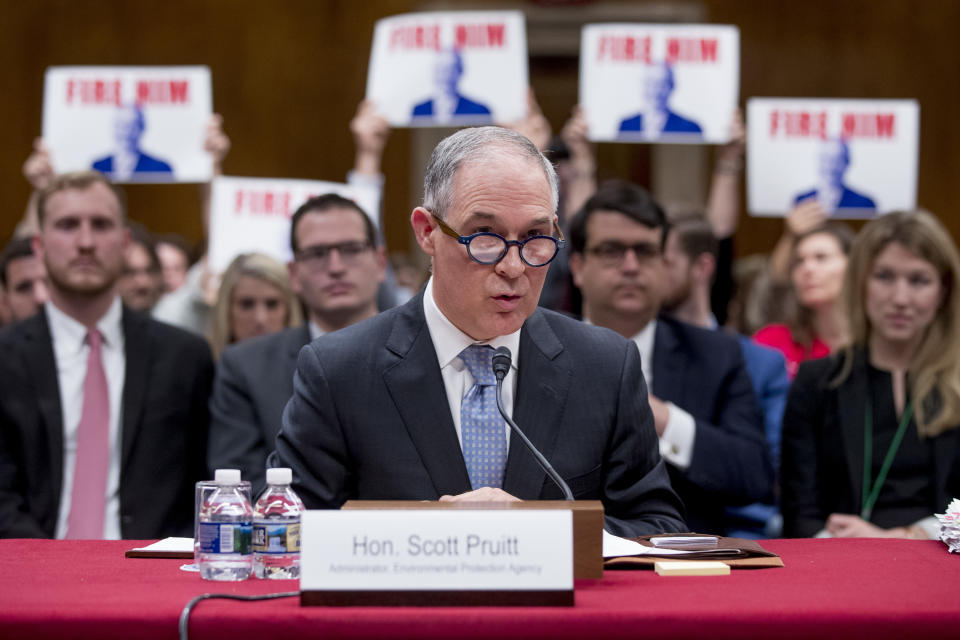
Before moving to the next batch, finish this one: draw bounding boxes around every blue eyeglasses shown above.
[430,212,565,267]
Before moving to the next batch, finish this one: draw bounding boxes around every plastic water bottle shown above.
[252,467,304,579]
[197,469,253,581]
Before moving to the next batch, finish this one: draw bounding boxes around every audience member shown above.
[118,222,163,313]
[782,210,960,539]
[154,233,192,293]
[754,221,855,378]
[209,252,302,359]
[0,170,212,539]
[0,237,48,323]
[662,215,790,537]
[209,193,386,494]
[272,127,685,536]
[567,179,771,535]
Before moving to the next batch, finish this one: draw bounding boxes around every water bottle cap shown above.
[214,468,242,485]
[266,467,292,485]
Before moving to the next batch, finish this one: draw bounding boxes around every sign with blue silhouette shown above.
[580,24,739,144]
[42,66,213,183]
[208,176,381,273]
[366,11,527,127]
[746,98,920,218]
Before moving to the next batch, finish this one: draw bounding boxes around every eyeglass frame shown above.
[583,241,663,266]
[293,240,374,266]
[429,211,566,267]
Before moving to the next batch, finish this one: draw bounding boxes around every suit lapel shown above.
[382,295,472,497]
[838,350,870,511]
[503,310,570,498]
[287,325,311,366]
[22,313,65,507]
[651,319,686,402]
[120,308,150,470]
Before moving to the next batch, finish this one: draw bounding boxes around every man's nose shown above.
[494,244,525,278]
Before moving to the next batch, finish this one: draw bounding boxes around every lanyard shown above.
[861,399,914,522]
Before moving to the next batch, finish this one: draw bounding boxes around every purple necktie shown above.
[65,329,110,539]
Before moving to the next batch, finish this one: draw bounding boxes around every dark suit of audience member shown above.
[651,316,772,533]
[209,326,309,495]
[0,308,212,538]
[782,350,960,538]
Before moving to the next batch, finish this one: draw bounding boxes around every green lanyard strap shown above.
[861,399,914,522]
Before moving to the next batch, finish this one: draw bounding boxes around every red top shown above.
[754,323,830,379]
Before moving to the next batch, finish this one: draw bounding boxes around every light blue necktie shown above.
[459,345,507,489]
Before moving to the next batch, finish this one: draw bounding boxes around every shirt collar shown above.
[422,276,521,373]
[45,296,124,353]
[308,321,326,341]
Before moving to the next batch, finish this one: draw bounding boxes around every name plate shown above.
[300,509,573,606]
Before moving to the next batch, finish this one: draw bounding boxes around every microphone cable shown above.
[179,590,298,640]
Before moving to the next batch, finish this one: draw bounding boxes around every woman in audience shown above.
[209,252,302,358]
[754,222,855,378]
[781,210,960,539]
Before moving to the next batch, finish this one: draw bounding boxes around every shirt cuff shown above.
[658,402,696,470]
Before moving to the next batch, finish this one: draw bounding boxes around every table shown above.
[1,538,958,639]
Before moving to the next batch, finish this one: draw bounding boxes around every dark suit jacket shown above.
[92,151,173,175]
[651,316,772,535]
[618,111,702,135]
[209,325,310,496]
[793,186,877,213]
[273,293,686,537]
[781,350,960,538]
[412,94,492,118]
[0,306,213,539]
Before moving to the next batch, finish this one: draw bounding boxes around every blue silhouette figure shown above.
[92,105,173,180]
[411,48,491,123]
[618,63,702,138]
[793,138,876,215]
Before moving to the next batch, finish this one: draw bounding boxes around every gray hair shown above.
[423,126,559,219]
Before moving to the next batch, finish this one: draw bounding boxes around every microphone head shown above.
[491,346,512,381]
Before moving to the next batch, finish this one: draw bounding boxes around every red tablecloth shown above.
[1,538,958,639]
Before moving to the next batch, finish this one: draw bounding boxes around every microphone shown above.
[491,346,574,501]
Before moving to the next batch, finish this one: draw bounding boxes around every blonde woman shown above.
[782,210,960,539]
[209,253,302,358]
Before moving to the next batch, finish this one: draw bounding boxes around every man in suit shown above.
[660,214,790,537]
[793,138,876,216]
[0,170,212,539]
[567,180,771,535]
[272,126,685,537]
[91,105,173,181]
[411,48,492,123]
[618,63,702,138]
[1,236,48,324]
[208,193,386,495]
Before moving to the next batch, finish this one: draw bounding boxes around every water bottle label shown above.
[252,523,301,554]
[197,522,252,554]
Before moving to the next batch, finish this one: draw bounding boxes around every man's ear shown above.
[693,252,716,286]
[411,207,437,257]
[568,251,584,288]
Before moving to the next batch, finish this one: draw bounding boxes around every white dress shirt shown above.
[628,320,696,470]
[47,297,126,539]
[422,277,518,450]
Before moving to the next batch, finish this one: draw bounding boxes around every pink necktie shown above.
[65,329,110,539]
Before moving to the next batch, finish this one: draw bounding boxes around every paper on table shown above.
[130,537,193,553]
[603,531,739,558]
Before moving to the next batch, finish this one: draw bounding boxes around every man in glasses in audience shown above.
[208,193,385,495]
[271,127,685,536]
[567,180,771,535]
